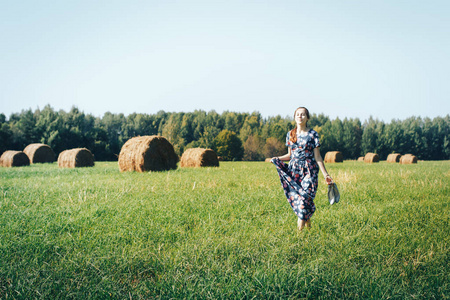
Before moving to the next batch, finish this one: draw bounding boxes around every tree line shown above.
[1,105,449,161]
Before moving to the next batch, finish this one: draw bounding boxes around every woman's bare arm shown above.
[274,148,291,161]
[314,147,333,184]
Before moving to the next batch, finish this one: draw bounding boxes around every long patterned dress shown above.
[271,129,320,221]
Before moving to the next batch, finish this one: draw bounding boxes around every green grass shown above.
[0,161,448,299]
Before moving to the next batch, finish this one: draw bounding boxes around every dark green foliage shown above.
[0,119,12,155]
[213,129,244,161]
[1,106,449,160]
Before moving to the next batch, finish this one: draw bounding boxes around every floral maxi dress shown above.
[271,129,321,221]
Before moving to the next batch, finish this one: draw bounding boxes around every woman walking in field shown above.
[271,107,333,231]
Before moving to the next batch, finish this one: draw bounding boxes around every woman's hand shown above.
[325,175,333,185]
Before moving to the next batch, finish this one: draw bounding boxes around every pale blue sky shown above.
[1,0,449,121]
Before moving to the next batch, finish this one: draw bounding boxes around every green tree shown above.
[34,105,58,145]
[223,111,245,134]
[180,113,194,145]
[341,118,359,159]
[309,113,330,128]
[123,113,158,138]
[2,106,449,161]
[8,109,38,149]
[192,110,207,141]
[443,115,450,159]
[100,112,126,159]
[260,115,291,144]
[383,119,405,157]
[331,118,344,151]
[206,110,224,132]
[213,129,243,161]
[319,120,334,155]
[402,117,425,159]
[161,113,185,155]
[239,112,262,142]
[0,118,12,154]
[361,117,378,156]
[197,126,220,149]
[434,115,450,160]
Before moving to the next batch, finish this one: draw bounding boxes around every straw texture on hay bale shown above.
[357,156,364,162]
[180,148,219,168]
[400,154,418,164]
[1,151,30,167]
[387,153,401,163]
[118,136,179,172]
[23,143,55,164]
[364,153,379,163]
[324,151,343,163]
[58,148,94,168]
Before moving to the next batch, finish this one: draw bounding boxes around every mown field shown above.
[0,160,448,299]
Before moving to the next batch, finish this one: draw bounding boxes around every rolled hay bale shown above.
[357,156,365,162]
[58,148,94,168]
[364,152,379,163]
[118,136,179,172]
[400,154,418,164]
[324,151,343,163]
[23,143,55,164]
[0,150,30,167]
[387,153,401,163]
[180,148,219,168]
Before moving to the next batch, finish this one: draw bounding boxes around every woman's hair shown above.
[289,107,310,143]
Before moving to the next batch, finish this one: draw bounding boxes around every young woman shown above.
[271,107,333,231]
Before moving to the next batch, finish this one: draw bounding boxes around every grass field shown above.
[0,160,448,299]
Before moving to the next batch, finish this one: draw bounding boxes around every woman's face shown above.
[295,108,309,125]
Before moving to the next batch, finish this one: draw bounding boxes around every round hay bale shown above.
[386,153,401,163]
[357,156,364,162]
[324,151,343,163]
[58,148,94,168]
[23,143,55,164]
[364,153,379,163]
[400,154,418,164]
[118,136,179,172]
[180,148,219,168]
[1,150,30,167]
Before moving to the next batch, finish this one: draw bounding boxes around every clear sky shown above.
[1,0,449,122]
